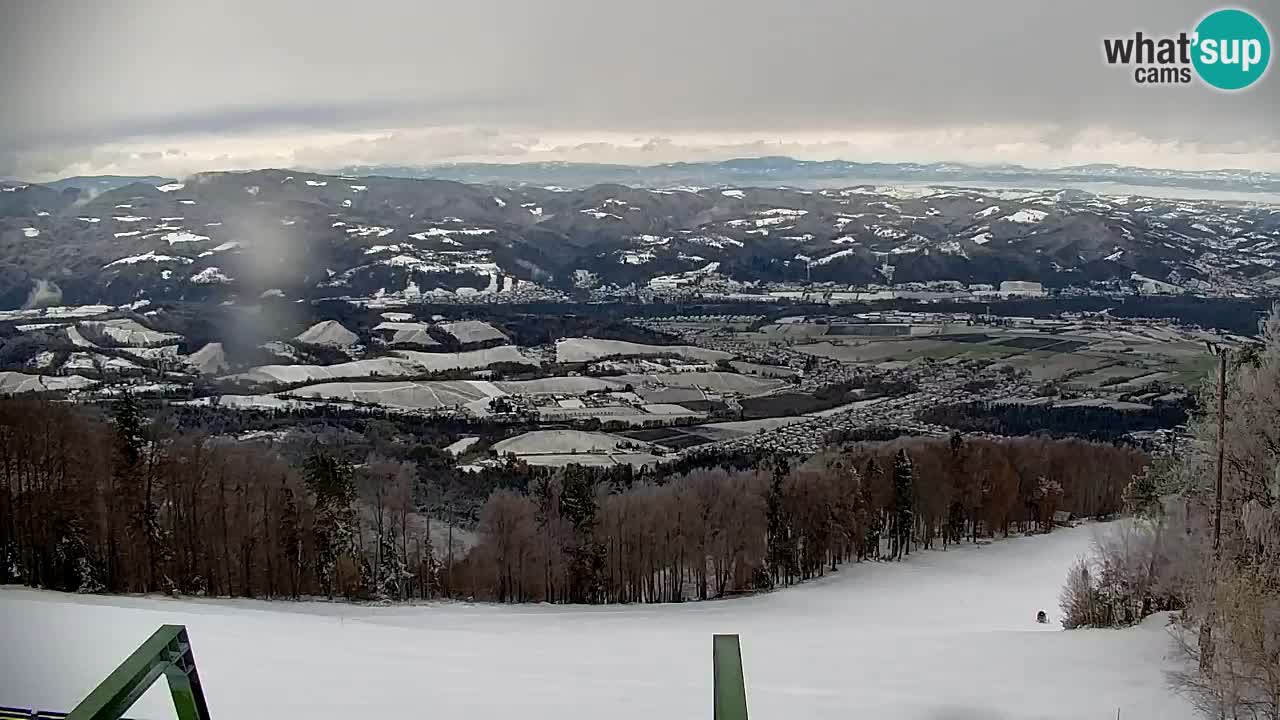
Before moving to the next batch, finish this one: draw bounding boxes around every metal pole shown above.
[1199,350,1228,679]
[67,625,212,720]
[1214,352,1226,554]
[713,634,749,720]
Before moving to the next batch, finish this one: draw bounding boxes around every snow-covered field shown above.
[0,523,1193,720]
[229,347,540,386]
[616,371,787,395]
[435,319,507,345]
[492,428,654,455]
[556,337,732,364]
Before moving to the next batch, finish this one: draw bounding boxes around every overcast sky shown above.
[1,0,1277,180]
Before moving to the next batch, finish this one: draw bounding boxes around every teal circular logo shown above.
[1192,9,1271,90]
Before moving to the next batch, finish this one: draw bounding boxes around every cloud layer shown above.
[2,0,1277,179]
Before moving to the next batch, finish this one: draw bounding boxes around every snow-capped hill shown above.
[295,320,358,348]
[1,167,1278,308]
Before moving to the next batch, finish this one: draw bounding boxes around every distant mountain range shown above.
[26,157,1280,196]
[38,175,175,194]
[339,157,1280,195]
[1,169,1277,310]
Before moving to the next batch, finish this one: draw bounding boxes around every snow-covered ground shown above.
[0,523,1192,719]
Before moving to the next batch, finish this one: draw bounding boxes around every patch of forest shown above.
[738,377,919,419]
[918,398,1192,441]
[0,395,1144,606]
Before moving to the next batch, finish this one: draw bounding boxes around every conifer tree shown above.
[304,449,355,599]
[863,457,883,560]
[892,449,914,561]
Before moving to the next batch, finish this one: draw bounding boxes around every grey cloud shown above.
[1,0,1277,174]
[290,127,539,168]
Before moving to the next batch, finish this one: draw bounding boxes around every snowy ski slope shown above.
[0,523,1193,719]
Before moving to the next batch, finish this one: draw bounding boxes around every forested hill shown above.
[0,395,1143,604]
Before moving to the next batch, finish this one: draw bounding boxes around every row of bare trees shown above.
[0,396,452,600]
[452,435,1146,603]
[0,393,1144,607]
[1061,307,1280,719]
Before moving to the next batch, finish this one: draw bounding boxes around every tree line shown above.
[452,434,1145,603]
[1058,308,1280,719]
[919,399,1191,442]
[1,392,1145,605]
[0,395,454,600]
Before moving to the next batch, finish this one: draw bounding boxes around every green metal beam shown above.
[67,625,211,720]
[713,634,749,720]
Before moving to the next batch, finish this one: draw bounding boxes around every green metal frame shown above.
[713,634,749,720]
[67,625,210,720]
[44,624,740,719]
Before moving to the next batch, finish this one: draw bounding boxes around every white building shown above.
[998,280,1046,297]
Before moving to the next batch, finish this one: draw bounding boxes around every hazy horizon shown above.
[2,0,1277,180]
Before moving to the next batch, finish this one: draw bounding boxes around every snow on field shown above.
[0,371,95,395]
[26,351,57,369]
[444,436,481,455]
[294,320,358,347]
[619,249,655,264]
[79,319,181,347]
[162,231,210,245]
[234,347,539,387]
[190,267,233,284]
[688,234,743,249]
[281,370,633,414]
[286,379,502,412]
[371,321,439,346]
[392,346,538,371]
[232,358,418,386]
[556,337,731,364]
[616,371,786,396]
[187,343,228,375]
[65,326,96,347]
[104,251,192,268]
[176,394,328,411]
[0,523,1193,720]
[494,376,619,395]
[0,305,110,322]
[493,429,652,455]
[197,241,240,258]
[1003,209,1049,224]
[434,320,507,345]
[813,248,855,265]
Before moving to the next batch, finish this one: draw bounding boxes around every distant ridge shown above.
[334,157,1280,194]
